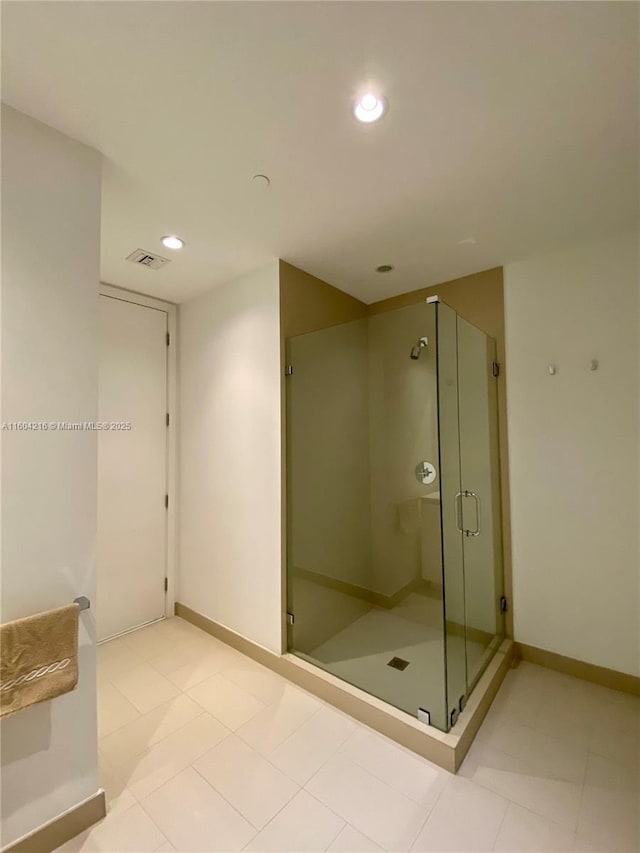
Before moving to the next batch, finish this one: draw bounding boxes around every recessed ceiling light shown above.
[354,92,387,123]
[161,235,185,250]
[376,264,394,273]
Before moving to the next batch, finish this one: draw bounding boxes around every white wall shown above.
[1,106,102,845]
[505,231,639,676]
[178,263,282,653]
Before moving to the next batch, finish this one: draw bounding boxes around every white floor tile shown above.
[146,634,222,676]
[193,734,299,829]
[236,684,322,755]
[89,619,639,853]
[493,802,575,852]
[108,663,181,714]
[244,790,344,852]
[471,750,583,829]
[583,750,639,791]
[97,680,140,738]
[269,705,357,784]
[411,776,508,851]
[306,755,430,851]
[142,766,255,852]
[327,824,382,851]
[165,643,245,690]
[576,767,640,852]
[54,804,166,852]
[100,693,203,766]
[188,672,267,730]
[588,725,640,769]
[338,726,448,809]
[480,720,588,784]
[218,656,290,704]
[97,637,145,681]
[98,752,137,816]
[117,712,230,800]
[120,621,184,661]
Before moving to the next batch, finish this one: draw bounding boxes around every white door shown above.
[98,295,168,641]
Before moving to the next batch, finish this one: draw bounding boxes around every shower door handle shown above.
[454,490,481,537]
[464,490,481,537]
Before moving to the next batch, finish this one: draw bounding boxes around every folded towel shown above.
[0,603,79,718]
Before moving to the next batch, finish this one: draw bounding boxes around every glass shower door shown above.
[436,301,505,723]
[457,315,505,691]
[285,304,450,731]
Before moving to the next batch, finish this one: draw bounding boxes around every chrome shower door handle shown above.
[464,490,481,537]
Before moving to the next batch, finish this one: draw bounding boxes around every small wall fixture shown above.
[354,92,387,123]
[376,264,394,273]
[161,235,185,250]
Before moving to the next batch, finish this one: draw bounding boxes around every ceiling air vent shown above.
[126,249,171,271]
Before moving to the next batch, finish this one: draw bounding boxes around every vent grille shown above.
[126,249,171,271]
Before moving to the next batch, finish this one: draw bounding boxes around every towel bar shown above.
[73,596,90,611]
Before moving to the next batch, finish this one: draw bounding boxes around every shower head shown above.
[410,337,428,360]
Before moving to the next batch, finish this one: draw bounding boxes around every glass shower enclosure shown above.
[285,298,504,732]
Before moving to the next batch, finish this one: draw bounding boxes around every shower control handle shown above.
[414,461,437,485]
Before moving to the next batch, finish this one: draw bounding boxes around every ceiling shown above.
[2,1,638,304]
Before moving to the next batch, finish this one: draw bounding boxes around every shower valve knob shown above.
[415,461,437,485]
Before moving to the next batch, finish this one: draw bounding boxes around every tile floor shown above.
[56,617,639,852]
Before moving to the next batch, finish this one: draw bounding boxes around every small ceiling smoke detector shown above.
[376,264,394,273]
[126,249,171,271]
[161,235,185,250]
[252,174,271,188]
[354,92,387,123]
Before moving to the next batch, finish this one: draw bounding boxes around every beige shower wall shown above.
[367,305,439,597]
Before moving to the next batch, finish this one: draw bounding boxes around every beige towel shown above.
[0,603,79,718]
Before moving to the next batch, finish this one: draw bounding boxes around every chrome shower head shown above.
[410,337,428,360]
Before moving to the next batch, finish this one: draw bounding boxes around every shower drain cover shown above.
[387,657,410,671]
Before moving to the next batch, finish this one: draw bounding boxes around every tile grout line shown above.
[407,782,447,852]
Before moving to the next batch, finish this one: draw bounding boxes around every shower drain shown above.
[387,657,410,671]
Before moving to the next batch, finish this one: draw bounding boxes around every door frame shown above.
[99,282,177,625]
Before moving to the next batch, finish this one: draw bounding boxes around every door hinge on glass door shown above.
[284,365,293,376]
[492,361,500,378]
[164,577,168,593]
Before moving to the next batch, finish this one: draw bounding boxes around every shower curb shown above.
[175,602,513,773]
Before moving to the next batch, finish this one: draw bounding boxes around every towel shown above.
[0,603,79,718]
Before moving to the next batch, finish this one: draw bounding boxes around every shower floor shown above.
[297,591,489,729]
